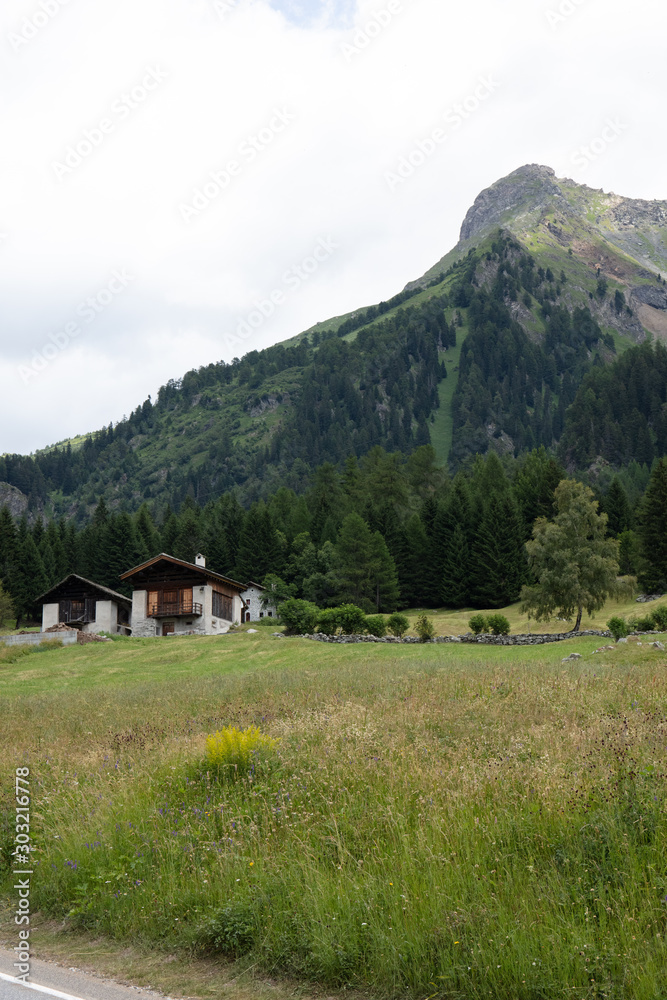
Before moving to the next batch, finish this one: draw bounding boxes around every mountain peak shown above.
[459,164,562,241]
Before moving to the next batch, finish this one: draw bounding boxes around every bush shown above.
[205,725,279,778]
[365,615,387,638]
[199,901,256,956]
[628,614,656,633]
[486,613,511,636]
[335,604,368,635]
[278,598,320,635]
[387,612,410,638]
[607,616,629,641]
[316,608,340,636]
[649,605,667,631]
[415,614,435,643]
[469,613,488,635]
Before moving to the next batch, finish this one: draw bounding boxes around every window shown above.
[212,591,233,621]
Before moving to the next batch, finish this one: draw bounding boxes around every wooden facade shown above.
[121,554,246,636]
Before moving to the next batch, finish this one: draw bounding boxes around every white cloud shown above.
[1,0,666,453]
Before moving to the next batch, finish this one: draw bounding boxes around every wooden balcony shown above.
[148,601,203,618]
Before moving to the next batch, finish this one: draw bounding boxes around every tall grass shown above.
[2,635,667,998]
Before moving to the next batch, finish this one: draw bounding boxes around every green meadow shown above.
[2,621,667,999]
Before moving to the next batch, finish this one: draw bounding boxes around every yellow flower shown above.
[249,861,254,866]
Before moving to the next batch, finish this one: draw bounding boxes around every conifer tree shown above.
[0,582,14,630]
[603,478,633,536]
[438,476,474,608]
[395,513,432,608]
[636,459,667,593]
[134,503,161,557]
[469,493,526,608]
[39,538,58,589]
[513,448,564,532]
[103,512,148,590]
[46,520,67,575]
[62,521,79,575]
[309,464,346,545]
[9,519,48,627]
[0,506,17,593]
[160,507,179,555]
[440,523,470,608]
[172,507,202,564]
[368,530,400,612]
[235,503,280,582]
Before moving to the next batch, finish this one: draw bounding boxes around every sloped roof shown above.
[120,553,246,591]
[37,574,132,606]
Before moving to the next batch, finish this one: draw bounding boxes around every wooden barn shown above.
[38,574,132,635]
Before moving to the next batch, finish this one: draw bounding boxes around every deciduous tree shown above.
[520,479,624,631]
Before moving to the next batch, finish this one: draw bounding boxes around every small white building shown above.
[240,581,278,623]
[38,575,132,635]
[121,553,246,637]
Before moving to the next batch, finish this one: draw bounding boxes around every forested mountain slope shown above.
[2,164,666,520]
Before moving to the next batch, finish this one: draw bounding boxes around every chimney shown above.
[195,553,206,567]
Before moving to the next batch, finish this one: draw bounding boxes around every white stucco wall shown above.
[130,589,157,637]
[241,586,277,621]
[42,603,59,630]
[88,600,117,635]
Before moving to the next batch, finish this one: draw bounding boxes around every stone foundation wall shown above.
[131,617,157,638]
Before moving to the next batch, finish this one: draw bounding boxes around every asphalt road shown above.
[0,951,171,1000]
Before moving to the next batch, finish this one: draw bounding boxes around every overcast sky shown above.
[1,0,665,455]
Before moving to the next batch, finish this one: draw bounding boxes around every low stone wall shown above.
[0,631,78,648]
[305,629,614,645]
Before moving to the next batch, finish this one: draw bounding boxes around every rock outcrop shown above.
[0,482,29,518]
[458,164,566,242]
